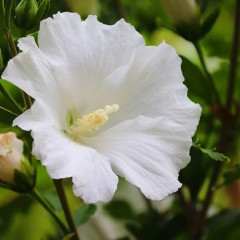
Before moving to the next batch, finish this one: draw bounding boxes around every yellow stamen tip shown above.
[69,104,119,138]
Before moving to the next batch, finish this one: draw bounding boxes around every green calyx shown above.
[15,0,50,30]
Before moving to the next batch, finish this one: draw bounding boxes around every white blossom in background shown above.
[0,132,24,184]
[2,12,201,203]
[160,0,199,24]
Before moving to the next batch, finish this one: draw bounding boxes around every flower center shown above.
[68,104,119,139]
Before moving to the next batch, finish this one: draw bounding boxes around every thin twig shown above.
[53,179,80,240]
[226,0,240,109]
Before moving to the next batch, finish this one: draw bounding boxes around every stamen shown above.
[68,104,119,138]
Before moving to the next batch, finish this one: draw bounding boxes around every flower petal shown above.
[36,12,145,114]
[93,42,201,137]
[83,116,192,200]
[32,127,118,203]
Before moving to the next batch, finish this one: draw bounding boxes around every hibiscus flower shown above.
[2,12,201,203]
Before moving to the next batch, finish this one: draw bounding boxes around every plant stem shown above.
[226,0,240,109]
[0,0,5,18]
[0,81,24,112]
[30,188,69,235]
[53,179,80,240]
[193,41,221,104]
[190,1,240,239]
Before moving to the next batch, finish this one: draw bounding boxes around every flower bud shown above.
[29,0,50,29]
[15,0,38,30]
[15,0,50,30]
[0,132,24,184]
[160,0,199,25]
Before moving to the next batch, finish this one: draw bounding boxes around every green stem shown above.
[0,81,24,113]
[0,0,5,18]
[5,0,13,30]
[226,0,240,109]
[193,41,221,104]
[30,188,69,235]
[53,179,80,240]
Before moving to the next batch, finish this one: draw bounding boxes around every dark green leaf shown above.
[181,56,212,103]
[104,199,137,221]
[218,165,240,188]
[205,210,240,240]
[201,8,220,38]
[74,204,97,226]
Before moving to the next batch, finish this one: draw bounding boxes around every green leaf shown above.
[74,204,97,226]
[218,165,240,188]
[205,210,240,240]
[104,199,137,221]
[181,56,212,103]
[63,233,76,240]
[0,105,18,116]
[44,191,62,212]
[200,8,220,38]
[193,143,230,163]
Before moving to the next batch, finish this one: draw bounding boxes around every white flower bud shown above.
[160,0,199,24]
[0,132,24,184]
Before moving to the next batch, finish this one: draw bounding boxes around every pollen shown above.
[69,104,119,139]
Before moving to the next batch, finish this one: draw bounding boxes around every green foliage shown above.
[181,56,211,103]
[63,233,76,240]
[15,0,50,30]
[218,165,240,187]
[74,204,97,225]
[104,199,137,221]
[193,142,230,163]
[205,210,240,240]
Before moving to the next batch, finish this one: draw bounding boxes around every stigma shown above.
[68,104,119,139]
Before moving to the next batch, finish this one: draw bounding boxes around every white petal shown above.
[32,127,118,203]
[13,101,58,131]
[37,12,144,114]
[2,36,55,99]
[83,116,192,200]
[94,42,201,137]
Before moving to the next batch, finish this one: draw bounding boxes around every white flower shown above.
[160,0,199,24]
[2,12,201,203]
[0,132,24,184]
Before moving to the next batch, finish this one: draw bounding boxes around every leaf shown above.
[104,199,137,221]
[74,204,97,226]
[63,233,76,240]
[205,210,240,240]
[193,143,230,163]
[181,56,212,103]
[44,191,62,212]
[218,165,240,188]
[0,105,18,116]
[201,8,220,38]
